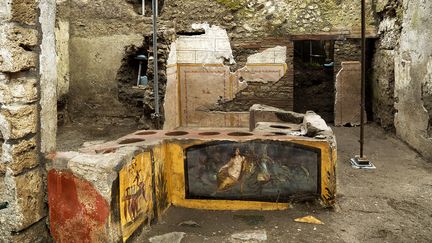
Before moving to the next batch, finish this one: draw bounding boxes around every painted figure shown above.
[217,148,247,191]
[122,159,148,222]
[123,181,147,221]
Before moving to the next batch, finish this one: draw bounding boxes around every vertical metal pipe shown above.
[137,62,142,86]
[152,0,160,118]
[360,0,366,158]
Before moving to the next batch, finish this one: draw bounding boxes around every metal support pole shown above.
[360,0,366,158]
[137,61,142,86]
[152,0,160,124]
[350,0,375,169]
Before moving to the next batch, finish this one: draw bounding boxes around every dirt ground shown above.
[132,124,432,243]
[56,118,139,151]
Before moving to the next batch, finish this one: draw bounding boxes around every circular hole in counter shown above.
[165,131,189,136]
[228,132,254,137]
[198,132,221,136]
[135,131,158,136]
[272,132,287,136]
[97,148,117,154]
[118,138,146,144]
[270,125,292,129]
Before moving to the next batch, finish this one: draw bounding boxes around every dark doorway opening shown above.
[293,40,335,122]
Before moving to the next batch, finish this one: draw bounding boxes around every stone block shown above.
[10,0,38,25]
[0,169,46,232]
[13,169,46,231]
[334,61,366,126]
[2,24,39,46]
[10,219,49,243]
[0,104,38,140]
[0,48,38,73]
[303,111,333,137]
[0,24,38,73]
[1,137,38,175]
[249,104,304,131]
[0,174,6,207]
[0,76,38,104]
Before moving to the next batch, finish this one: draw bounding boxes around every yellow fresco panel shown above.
[164,139,336,210]
[119,152,154,242]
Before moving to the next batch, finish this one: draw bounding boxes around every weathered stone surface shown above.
[0,104,37,140]
[0,48,38,73]
[0,169,46,232]
[1,137,38,175]
[303,111,332,137]
[1,24,39,46]
[394,0,432,160]
[0,24,39,73]
[10,219,49,243]
[56,20,70,98]
[13,169,46,231]
[249,104,304,131]
[334,61,366,126]
[0,0,12,22]
[334,40,361,75]
[149,232,185,243]
[0,174,6,205]
[372,49,396,129]
[10,0,38,25]
[0,75,38,104]
[39,0,58,154]
[254,122,304,136]
[231,229,267,242]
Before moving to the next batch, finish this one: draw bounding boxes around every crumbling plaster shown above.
[40,0,58,153]
[163,23,288,129]
[56,0,377,126]
[394,0,432,159]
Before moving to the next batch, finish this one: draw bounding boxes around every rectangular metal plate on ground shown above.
[350,157,376,169]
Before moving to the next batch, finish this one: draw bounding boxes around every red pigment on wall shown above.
[48,170,110,243]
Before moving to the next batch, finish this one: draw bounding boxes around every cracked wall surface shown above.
[371,0,401,130]
[163,24,289,129]
[56,0,377,128]
[393,0,432,159]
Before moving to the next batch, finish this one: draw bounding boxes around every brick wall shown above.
[220,38,294,111]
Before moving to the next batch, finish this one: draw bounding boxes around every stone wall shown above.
[371,0,401,130]
[334,39,362,78]
[56,0,377,127]
[0,0,56,241]
[393,0,432,159]
[369,0,432,159]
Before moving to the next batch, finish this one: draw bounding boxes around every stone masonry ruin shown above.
[1,0,432,241]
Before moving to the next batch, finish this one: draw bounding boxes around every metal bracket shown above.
[350,156,376,169]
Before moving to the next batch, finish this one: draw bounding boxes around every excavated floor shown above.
[127,124,432,243]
